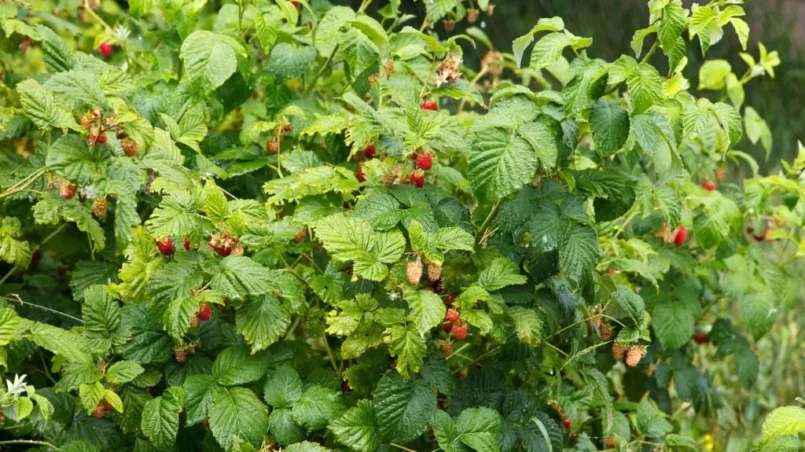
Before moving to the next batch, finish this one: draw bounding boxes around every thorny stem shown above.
[305,45,339,96]
[640,40,660,65]
[0,168,46,199]
[0,440,59,449]
[476,200,500,243]
[3,294,84,323]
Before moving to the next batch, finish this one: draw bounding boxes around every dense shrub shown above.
[1,0,805,451]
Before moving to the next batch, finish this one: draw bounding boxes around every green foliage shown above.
[0,1,801,451]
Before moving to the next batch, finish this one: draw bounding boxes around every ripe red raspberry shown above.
[440,342,453,358]
[625,346,646,368]
[427,264,442,281]
[363,144,376,159]
[93,404,105,419]
[445,309,459,323]
[98,42,113,58]
[407,258,423,285]
[60,181,77,200]
[563,415,572,429]
[693,332,709,344]
[184,238,193,251]
[421,100,438,111]
[294,229,306,243]
[451,322,467,340]
[673,226,688,246]
[266,140,278,154]
[291,0,300,8]
[197,303,212,321]
[357,165,366,182]
[89,132,107,145]
[156,237,174,256]
[416,152,433,170]
[409,171,425,188]
[702,180,716,191]
[612,343,628,361]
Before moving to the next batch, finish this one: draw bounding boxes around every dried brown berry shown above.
[92,198,108,218]
[427,264,442,282]
[407,257,423,285]
[612,343,628,361]
[121,138,138,157]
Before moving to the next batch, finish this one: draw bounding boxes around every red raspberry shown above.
[197,303,212,321]
[604,435,616,448]
[445,309,459,323]
[673,226,688,246]
[442,322,453,333]
[266,140,278,154]
[292,0,300,8]
[89,132,107,145]
[409,171,425,188]
[98,42,113,58]
[702,180,716,191]
[184,238,192,251]
[93,404,105,419]
[693,332,708,344]
[363,144,376,159]
[421,100,438,111]
[416,152,433,170]
[101,400,114,411]
[451,322,467,340]
[563,415,572,429]
[202,419,210,430]
[60,182,77,200]
[357,165,366,182]
[156,237,174,256]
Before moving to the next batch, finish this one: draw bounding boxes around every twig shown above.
[639,40,660,65]
[476,201,500,244]
[0,440,59,449]
[305,45,339,96]
[4,294,83,323]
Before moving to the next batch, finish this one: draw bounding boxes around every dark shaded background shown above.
[353,0,805,175]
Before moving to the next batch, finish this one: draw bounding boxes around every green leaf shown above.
[652,302,694,350]
[559,224,599,288]
[263,364,302,409]
[456,407,502,451]
[761,406,805,441]
[44,70,107,109]
[658,1,688,69]
[330,400,381,452]
[373,373,437,443]
[698,60,732,90]
[0,309,22,346]
[590,99,630,155]
[16,79,80,131]
[118,305,173,365]
[269,408,304,446]
[477,258,527,291]
[292,385,346,430]
[236,294,291,353]
[512,17,565,67]
[209,387,269,450]
[744,106,772,157]
[517,116,561,170]
[29,323,92,365]
[269,43,317,81]
[106,361,145,385]
[285,442,329,452]
[627,63,662,114]
[612,285,646,326]
[183,375,225,426]
[734,348,759,389]
[163,296,198,340]
[386,324,428,378]
[35,25,75,72]
[0,217,32,268]
[210,256,273,300]
[508,307,543,347]
[79,382,105,412]
[530,32,592,70]
[314,213,404,281]
[211,345,270,386]
[146,191,201,238]
[180,31,246,89]
[47,135,103,185]
[469,127,536,203]
[141,387,185,451]
[404,286,446,335]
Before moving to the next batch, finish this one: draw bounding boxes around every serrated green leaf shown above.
[212,345,270,386]
[209,387,269,450]
[373,373,437,443]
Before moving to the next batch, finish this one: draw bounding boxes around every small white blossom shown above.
[80,185,98,200]
[6,374,27,397]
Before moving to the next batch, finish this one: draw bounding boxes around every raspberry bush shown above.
[1,0,804,451]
